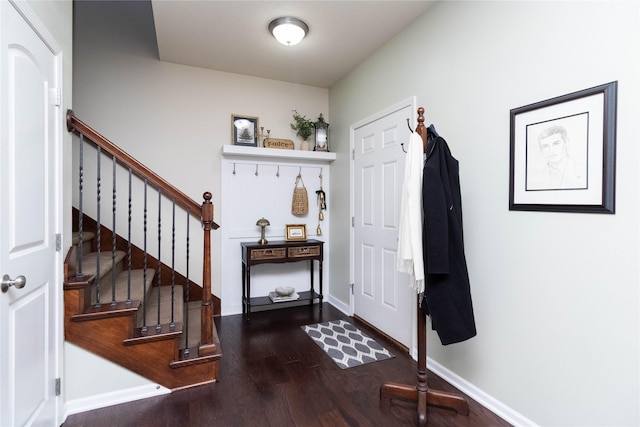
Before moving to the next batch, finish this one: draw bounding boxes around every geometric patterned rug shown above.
[301,319,394,369]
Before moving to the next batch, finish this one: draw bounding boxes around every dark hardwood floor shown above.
[63,303,511,426]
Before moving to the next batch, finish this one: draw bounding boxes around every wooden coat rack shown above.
[380,107,469,425]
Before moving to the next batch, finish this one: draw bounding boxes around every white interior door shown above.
[352,101,414,349]
[0,2,61,426]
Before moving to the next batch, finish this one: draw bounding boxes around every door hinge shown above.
[351,217,355,227]
[55,378,61,396]
[350,283,355,294]
[352,148,355,160]
[55,233,61,251]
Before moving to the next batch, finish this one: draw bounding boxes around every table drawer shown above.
[288,245,321,258]
[250,247,286,260]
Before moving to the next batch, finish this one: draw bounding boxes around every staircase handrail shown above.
[66,109,218,229]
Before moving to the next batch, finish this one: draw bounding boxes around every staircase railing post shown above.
[199,192,216,355]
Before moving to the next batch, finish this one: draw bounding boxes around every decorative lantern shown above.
[314,114,329,152]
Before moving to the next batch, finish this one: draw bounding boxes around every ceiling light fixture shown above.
[269,17,308,46]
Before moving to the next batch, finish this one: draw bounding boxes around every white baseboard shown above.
[326,295,350,316]
[64,383,170,419]
[426,357,538,427]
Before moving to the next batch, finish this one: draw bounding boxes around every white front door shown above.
[352,100,415,349]
[0,2,62,426]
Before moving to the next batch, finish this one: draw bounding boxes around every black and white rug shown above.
[301,320,394,369]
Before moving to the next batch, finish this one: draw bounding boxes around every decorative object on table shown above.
[231,114,259,146]
[257,127,270,148]
[509,81,617,214]
[285,224,307,241]
[301,320,394,369]
[275,286,295,296]
[269,289,300,303]
[264,138,294,149]
[290,110,314,150]
[291,172,309,215]
[314,113,329,152]
[315,171,326,235]
[256,217,270,245]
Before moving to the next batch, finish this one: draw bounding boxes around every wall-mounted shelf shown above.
[221,145,336,163]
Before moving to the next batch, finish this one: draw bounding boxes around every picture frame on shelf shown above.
[509,81,617,214]
[231,114,259,146]
[285,224,307,241]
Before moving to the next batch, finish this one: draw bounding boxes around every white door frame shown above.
[0,1,64,425]
[349,96,417,356]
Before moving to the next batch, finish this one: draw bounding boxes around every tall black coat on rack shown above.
[379,107,470,426]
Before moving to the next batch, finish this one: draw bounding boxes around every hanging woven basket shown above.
[291,174,309,216]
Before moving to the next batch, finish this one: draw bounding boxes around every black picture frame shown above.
[231,114,259,146]
[509,81,617,213]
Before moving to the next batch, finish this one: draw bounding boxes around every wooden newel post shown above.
[199,191,216,355]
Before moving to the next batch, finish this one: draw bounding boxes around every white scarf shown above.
[397,132,425,293]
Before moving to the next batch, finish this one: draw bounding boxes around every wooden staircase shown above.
[64,110,221,390]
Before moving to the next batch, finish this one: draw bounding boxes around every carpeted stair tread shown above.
[90,268,155,305]
[137,285,184,328]
[71,231,96,246]
[75,250,126,282]
[182,301,208,349]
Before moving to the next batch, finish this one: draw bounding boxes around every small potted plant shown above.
[290,110,314,150]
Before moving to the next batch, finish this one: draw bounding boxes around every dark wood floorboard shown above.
[63,303,512,427]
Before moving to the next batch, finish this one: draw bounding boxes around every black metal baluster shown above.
[111,157,117,306]
[141,180,148,335]
[156,190,162,332]
[170,200,176,330]
[127,168,132,305]
[95,146,102,308]
[77,134,84,278]
[184,211,190,357]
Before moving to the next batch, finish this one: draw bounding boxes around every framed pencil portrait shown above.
[509,81,617,214]
[231,114,259,146]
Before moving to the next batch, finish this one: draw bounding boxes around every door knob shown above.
[2,274,26,293]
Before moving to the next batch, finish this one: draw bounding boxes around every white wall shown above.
[70,0,329,408]
[329,1,639,426]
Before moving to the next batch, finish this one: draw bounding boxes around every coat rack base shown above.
[379,298,470,425]
[380,381,469,425]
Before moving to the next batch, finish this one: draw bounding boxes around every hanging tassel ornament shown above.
[316,172,327,236]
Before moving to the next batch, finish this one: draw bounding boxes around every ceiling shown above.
[151,1,435,88]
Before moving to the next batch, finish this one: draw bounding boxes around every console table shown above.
[241,239,323,319]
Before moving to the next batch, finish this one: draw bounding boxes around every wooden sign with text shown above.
[264,138,294,150]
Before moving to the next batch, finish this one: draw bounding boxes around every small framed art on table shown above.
[231,114,259,146]
[285,224,307,241]
[509,81,617,214]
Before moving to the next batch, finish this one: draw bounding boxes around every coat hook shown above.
[298,166,302,175]
[232,163,236,175]
[400,118,412,153]
[276,165,280,177]
[255,164,259,176]
[319,169,323,179]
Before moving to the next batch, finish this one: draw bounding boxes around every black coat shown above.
[421,127,476,345]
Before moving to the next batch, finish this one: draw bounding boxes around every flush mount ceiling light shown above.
[269,17,308,46]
